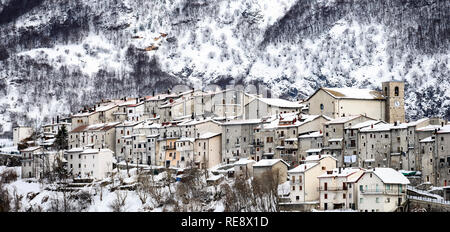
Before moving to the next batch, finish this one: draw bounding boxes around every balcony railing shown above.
[250,141,264,147]
[360,189,405,195]
[163,145,176,150]
[290,180,302,184]
[318,186,348,191]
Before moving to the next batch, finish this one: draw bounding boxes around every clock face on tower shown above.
[394,100,400,107]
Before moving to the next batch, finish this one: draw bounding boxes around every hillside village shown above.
[2,80,450,212]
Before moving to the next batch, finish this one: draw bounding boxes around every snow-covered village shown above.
[1,81,450,212]
[0,0,449,217]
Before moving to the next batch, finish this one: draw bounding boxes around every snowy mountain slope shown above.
[0,0,449,136]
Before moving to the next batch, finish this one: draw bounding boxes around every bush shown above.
[0,169,18,184]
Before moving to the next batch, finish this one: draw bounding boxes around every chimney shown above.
[338,167,341,174]
[136,98,139,104]
[394,121,397,126]
[52,118,54,124]
[152,91,155,96]
[371,124,373,128]
[57,116,60,123]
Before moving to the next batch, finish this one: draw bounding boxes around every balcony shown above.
[360,188,405,195]
[290,180,302,185]
[163,145,176,150]
[318,186,348,191]
[284,143,298,150]
[249,141,264,147]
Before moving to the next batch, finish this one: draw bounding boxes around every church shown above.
[305,81,405,123]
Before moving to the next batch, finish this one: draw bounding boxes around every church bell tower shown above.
[382,80,405,123]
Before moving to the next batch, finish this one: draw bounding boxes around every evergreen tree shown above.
[54,125,69,151]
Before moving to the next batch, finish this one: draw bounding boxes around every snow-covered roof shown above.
[305,154,336,162]
[305,148,322,153]
[257,98,304,108]
[207,174,224,181]
[258,113,324,130]
[81,148,114,155]
[72,111,97,117]
[299,131,323,138]
[406,118,429,127]
[325,115,363,125]
[318,167,363,178]
[347,120,384,129]
[436,125,450,134]
[177,137,195,143]
[96,103,118,112]
[360,123,394,132]
[420,136,435,143]
[416,124,442,132]
[253,158,290,168]
[366,168,410,185]
[222,119,261,125]
[328,138,343,142]
[146,134,160,138]
[66,147,84,153]
[20,146,42,152]
[234,158,256,166]
[346,170,366,183]
[198,132,221,139]
[321,88,385,100]
[288,163,319,173]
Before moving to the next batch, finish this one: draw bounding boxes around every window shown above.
[343,193,346,199]
[320,104,324,110]
[324,194,328,199]
[376,197,379,203]
[292,186,295,191]
[394,86,399,96]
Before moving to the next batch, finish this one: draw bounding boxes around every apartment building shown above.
[288,155,337,203]
[66,148,115,180]
[318,167,364,210]
[355,168,409,212]
[221,119,260,164]
[322,115,374,167]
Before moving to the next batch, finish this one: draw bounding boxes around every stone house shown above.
[221,119,261,164]
[253,158,290,185]
[322,115,374,167]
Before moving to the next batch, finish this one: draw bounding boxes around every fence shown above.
[407,195,450,205]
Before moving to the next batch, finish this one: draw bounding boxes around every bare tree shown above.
[136,173,151,205]
[109,190,128,212]
[11,187,22,212]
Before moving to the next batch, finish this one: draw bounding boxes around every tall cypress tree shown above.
[54,124,68,150]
